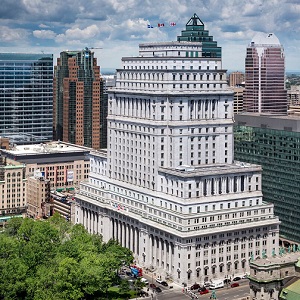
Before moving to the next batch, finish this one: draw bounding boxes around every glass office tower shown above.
[0,53,53,143]
[243,33,287,114]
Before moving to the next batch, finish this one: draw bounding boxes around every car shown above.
[155,278,163,284]
[231,282,240,288]
[233,276,241,281]
[204,281,211,287]
[139,290,149,297]
[155,287,162,293]
[150,283,156,289]
[242,274,248,279]
[199,288,209,295]
[141,278,149,284]
[190,283,201,290]
[161,281,168,286]
[223,279,231,284]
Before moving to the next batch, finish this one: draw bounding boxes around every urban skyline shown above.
[0,1,300,72]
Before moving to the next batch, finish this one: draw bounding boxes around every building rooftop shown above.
[280,279,300,300]
[251,252,300,268]
[5,141,91,156]
[159,161,261,178]
[251,32,281,46]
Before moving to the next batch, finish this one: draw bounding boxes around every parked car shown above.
[199,288,209,295]
[161,281,168,286]
[155,278,163,284]
[155,287,162,293]
[190,283,201,290]
[231,282,240,288]
[233,276,241,281]
[204,281,211,287]
[141,278,149,285]
[150,283,156,289]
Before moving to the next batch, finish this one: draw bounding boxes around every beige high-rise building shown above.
[232,87,245,114]
[229,72,244,87]
[76,14,280,286]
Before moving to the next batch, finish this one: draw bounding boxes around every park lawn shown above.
[107,286,137,299]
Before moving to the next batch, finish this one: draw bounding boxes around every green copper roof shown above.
[280,280,300,300]
[177,13,221,58]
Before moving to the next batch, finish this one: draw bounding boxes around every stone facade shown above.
[249,251,300,299]
[75,14,280,286]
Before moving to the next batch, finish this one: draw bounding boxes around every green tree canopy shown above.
[0,214,134,300]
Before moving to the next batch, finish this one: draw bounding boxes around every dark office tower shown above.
[53,48,105,149]
[244,33,287,114]
[0,53,53,143]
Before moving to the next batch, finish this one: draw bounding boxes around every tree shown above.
[0,216,134,299]
[119,280,131,294]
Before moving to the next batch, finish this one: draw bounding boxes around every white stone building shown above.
[75,14,280,285]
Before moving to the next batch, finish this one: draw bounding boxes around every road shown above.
[139,274,250,300]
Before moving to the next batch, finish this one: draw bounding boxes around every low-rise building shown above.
[249,249,300,299]
[1,141,91,192]
[0,158,26,221]
[50,191,75,223]
[27,170,50,219]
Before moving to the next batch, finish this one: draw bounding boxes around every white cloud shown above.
[55,24,100,43]
[0,26,29,42]
[33,29,56,39]
[39,24,50,28]
[0,0,299,70]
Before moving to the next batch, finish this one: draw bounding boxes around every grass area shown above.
[105,286,137,299]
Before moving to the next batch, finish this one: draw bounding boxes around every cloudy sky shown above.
[0,0,299,72]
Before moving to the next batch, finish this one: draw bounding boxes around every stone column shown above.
[149,235,153,266]
[163,240,167,270]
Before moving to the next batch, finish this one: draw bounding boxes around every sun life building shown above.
[75,14,280,285]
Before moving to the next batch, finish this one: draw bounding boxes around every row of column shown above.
[111,217,140,255]
[115,98,151,119]
[189,100,218,120]
[147,234,174,273]
[81,207,101,235]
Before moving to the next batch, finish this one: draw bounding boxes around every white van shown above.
[141,278,149,284]
[209,280,224,289]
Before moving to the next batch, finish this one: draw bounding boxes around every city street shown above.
[139,274,250,300]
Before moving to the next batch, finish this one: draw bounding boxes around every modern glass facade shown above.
[243,33,287,114]
[0,53,53,142]
[234,124,300,242]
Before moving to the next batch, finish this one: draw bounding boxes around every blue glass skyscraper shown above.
[0,53,53,143]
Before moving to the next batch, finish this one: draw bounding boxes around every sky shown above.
[0,0,300,72]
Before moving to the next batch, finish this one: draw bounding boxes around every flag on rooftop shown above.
[170,22,176,26]
[147,24,153,28]
[158,23,165,27]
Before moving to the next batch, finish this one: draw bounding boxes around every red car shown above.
[199,288,209,295]
[231,282,240,288]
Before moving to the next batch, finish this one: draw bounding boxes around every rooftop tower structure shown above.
[76,14,280,285]
[243,33,287,114]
